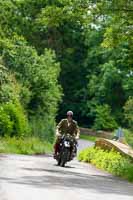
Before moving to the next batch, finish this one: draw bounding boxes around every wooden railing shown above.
[95,138,133,161]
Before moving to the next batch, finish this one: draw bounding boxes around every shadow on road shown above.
[0,166,133,196]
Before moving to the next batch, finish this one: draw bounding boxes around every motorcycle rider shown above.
[54,111,80,158]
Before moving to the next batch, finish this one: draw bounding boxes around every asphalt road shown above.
[0,140,133,200]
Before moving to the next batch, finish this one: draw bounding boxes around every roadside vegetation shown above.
[0,137,52,155]
[78,147,133,182]
[124,129,133,149]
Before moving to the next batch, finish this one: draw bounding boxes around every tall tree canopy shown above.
[0,0,132,136]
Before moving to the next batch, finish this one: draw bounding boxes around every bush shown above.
[124,97,133,130]
[78,147,133,182]
[0,58,30,137]
[0,106,13,136]
[30,116,55,143]
[0,102,30,137]
[93,104,118,131]
[124,129,133,148]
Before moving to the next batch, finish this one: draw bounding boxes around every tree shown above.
[0,58,29,137]
[0,0,132,132]
[84,1,133,127]
[93,104,118,131]
[124,97,133,130]
[0,57,20,104]
[0,37,62,139]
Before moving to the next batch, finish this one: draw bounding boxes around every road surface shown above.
[0,140,133,200]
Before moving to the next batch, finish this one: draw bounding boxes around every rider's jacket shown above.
[56,119,80,139]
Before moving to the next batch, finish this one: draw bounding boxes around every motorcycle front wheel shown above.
[60,148,70,167]
[57,156,61,166]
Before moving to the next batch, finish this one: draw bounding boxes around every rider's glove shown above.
[56,129,62,138]
[75,135,79,140]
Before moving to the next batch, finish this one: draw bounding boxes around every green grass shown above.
[80,134,96,142]
[0,137,53,155]
[78,147,133,182]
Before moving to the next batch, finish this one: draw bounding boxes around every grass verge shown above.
[78,147,133,182]
[80,134,96,142]
[0,137,53,155]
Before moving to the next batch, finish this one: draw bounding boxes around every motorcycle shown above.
[56,134,78,167]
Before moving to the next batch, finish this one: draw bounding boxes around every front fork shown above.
[70,142,78,160]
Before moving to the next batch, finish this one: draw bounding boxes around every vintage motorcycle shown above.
[56,134,78,167]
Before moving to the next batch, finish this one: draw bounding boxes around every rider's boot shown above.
[53,143,59,159]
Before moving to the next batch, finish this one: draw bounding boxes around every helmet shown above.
[67,111,73,116]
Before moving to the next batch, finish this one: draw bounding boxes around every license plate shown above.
[64,141,70,147]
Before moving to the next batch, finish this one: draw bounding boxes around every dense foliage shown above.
[124,97,133,131]
[0,0,132,138]
[93,104,118,131]
[0,32,61,139]
[78,147,133,182]
[124,129,133,148]
[0,102,29,137]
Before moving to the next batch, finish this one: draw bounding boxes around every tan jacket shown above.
[56,119,80,139]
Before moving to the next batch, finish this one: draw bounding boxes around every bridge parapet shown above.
[95,138,133,161]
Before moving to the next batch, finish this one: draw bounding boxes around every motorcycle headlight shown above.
[64,141,70,147]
